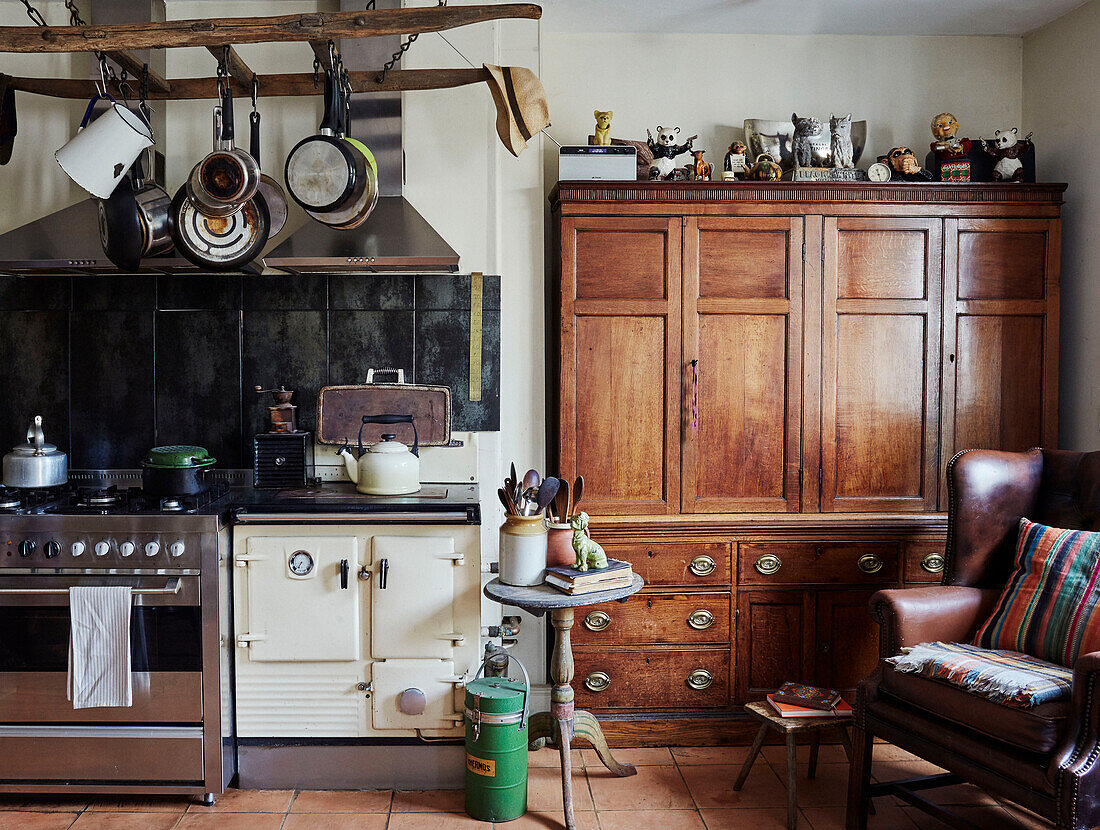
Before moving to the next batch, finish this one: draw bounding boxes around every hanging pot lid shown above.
[142,445,216,469]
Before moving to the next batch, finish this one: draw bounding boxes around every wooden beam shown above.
[310,40,334,73]
[3,68,491,100]
[0,5,541,53]
[205,45,253,87]
[103,50,171,93]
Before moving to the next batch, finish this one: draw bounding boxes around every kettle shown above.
[3,416,68,489]
[338,414,421,496]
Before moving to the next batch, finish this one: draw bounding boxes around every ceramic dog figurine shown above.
[593,110,613,146]
[570,512,608,571]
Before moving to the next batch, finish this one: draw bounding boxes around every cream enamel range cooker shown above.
[230,481,483,789]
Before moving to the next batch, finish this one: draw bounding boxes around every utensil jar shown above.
[499,515,547,586]
[545,521,575,568]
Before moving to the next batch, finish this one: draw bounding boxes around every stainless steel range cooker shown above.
[0,474,235,802]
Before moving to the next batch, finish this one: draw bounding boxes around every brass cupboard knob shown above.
[858,553,884,574]
[583,610,611,632]
[686,669,713,690]
[687,609,715,630]
[754,554,782,575]
[584,671,610,693]
[689,555,716,577]
[920,552,945,574]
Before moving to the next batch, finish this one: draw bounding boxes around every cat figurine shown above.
[830,113,854,169]
[792,113,823,168]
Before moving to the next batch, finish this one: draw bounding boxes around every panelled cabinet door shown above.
[941,218,1060,483]
[735,589,813,701]
[682,217,803,513]
[820,217,943,512]
[815,590,880,696]
[370,536,457,659]
[559,217,682,515]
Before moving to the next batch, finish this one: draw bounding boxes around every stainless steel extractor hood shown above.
[0,0,459,276]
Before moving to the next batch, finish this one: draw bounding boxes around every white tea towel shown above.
[67,585,133,709]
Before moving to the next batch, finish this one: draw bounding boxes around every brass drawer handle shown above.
[584,671,610,693]
[858,553,884,574]
[689,555,717,577]
[920,553,945,574]
[584,610,611,632]
[754,554,782,575]
[686,669,713,691]
[687,609,715,630]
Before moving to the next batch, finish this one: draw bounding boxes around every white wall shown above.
[1024,0,1100,451]
[541,33,1023,184]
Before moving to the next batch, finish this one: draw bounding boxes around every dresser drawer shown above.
[903,541,946,583]
[572,592,730,646]
[599,542,730,586]
[739,542,899,586]
[573,649,729,709]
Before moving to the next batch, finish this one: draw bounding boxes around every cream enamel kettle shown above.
[338,414,420,495]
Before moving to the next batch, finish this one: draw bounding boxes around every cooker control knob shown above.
[44,541,61,559]
[169,540,185,558]
[94,541,110,557]
[144,541,160,557]
[18,540,35,558]
[119,541,135,557]
[71,541,86,557]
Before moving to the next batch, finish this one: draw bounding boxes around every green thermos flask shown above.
[464,654,531,822]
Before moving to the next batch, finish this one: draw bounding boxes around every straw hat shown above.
[484,64,549,157]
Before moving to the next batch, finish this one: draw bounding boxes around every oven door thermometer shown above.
[288,549,314,577]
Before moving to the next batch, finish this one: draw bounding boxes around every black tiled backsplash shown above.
[0,273,501,469]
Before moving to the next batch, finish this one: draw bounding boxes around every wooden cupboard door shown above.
[559,217,682,515]
[682,217,803,513]
[941,219,1060,491]
[815,590,880,697]
[736,590,813,701]
[820,217,943,513]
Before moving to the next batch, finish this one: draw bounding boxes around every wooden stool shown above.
[734,700,857,830]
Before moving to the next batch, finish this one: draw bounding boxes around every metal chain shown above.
[20,0,46,27]
[375,0,446,84]
[64,0,87,27]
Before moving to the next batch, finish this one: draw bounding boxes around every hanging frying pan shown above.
[97,168,142,271]
[248,91,288,237]
[169,184,269,272]
[284,67,367,215]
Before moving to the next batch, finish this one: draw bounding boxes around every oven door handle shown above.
[0,577,182,596]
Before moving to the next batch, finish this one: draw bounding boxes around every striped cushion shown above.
[974,518,1100,666]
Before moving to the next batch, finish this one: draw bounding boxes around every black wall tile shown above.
[242,311,327,459]
[328,310,414,387]
[0,312,70,457]
[242,275,326,310]
[415,308,500,431]
[72,275,155,311]
[416,273,501,310]
[70,311,155,468]
[155,311,243,467]
[0,275,70,311]
[329,275,415,310]
[158,275,242,311]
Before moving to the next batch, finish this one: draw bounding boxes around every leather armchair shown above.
[847,448,1100,830]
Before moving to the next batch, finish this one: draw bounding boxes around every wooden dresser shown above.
[548,180,1065,744]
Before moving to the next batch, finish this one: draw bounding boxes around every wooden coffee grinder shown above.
[254,385,297,433]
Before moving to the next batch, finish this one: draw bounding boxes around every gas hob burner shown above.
[0,487,23,510]
[77,485,121,507]
[159,497,184,512]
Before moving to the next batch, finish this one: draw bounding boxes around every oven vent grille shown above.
[253,433,313,490]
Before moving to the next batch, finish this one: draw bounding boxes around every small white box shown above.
[558,145,637,181]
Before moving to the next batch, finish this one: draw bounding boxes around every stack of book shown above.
[766,682,854,718]
[544,559,634,595]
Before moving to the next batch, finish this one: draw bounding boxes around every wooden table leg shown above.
[734,721,769,791]
[547,608,578,830]
[808,731,820,780]
[786,731,799,830]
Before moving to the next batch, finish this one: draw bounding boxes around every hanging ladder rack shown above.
[0,4,540,99]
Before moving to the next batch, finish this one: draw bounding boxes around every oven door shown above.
[0,572,203,723]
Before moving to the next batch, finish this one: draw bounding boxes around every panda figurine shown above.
[646,126,697,180]
[981,128,1033,182]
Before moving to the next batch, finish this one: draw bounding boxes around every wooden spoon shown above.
[554,478,570,523]
[573,475,585,513]
[498,487,517,515]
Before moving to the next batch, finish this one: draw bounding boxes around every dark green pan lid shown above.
[465,678,526,713]
[142,445,216,469]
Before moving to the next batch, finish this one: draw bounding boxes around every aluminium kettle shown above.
[338,414,420,496]
[3,416,68,489]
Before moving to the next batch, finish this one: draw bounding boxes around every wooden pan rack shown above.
[0,4,541,99]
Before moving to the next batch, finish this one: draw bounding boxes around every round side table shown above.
[484,575,644,830]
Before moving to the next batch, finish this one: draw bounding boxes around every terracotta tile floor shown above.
[0,743,1054,829]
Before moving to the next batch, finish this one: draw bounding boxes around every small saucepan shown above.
[141,444,216,497]
[131,148,173,257]
[188,78,260,218]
